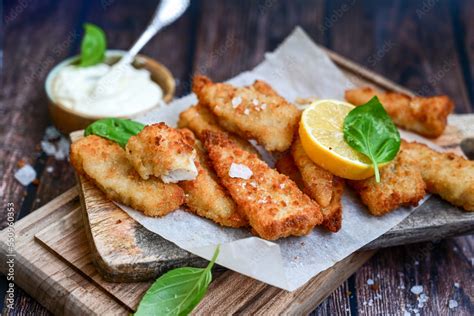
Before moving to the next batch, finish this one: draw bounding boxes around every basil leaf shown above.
[343,96,400,182]
[135,246,220,316]
[79,23,106,67]
[84,118,145,147]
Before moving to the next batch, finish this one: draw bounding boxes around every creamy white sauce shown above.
[51,62,163,116]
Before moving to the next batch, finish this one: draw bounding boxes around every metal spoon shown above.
[93,0,189,96]
[118,0,189,64]
[119,0,190,66]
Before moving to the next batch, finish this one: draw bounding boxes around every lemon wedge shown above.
[299,99,381,180]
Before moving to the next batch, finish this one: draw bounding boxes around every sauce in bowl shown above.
[51,55,163,117]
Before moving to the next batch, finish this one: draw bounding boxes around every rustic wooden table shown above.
[1,0,473,315]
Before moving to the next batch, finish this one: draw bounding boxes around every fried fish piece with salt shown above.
[345,86,453,138]
[402,141,474,211]
[178,104,258,155]
[291,137,334,207]
[348,144,426,216]
[70,135,184,217]
[179,133,247,228]
[202,130,322,240]
[125,123,198,183]
[276,154,344,232]
[193,75,300,151]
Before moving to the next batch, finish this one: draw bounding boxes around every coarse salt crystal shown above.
[46,166,54,173]
[252,98,259,106]
[417,293,429,308]
[454,282,460,288]
[15,164,37,186]
[41,141,56,156]
[44,126,61,140]
[448,299,458,309]
[410,285,423,295]
[229,163,253,180]
[367,278,374,285]
[261,103,267,110]
[280,183,285,189]
[232,96,242,108]
[244,108,250,115]
[250,181,257,188]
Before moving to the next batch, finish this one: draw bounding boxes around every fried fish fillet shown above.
[193,75,300,151]
[275,154,306,190]
[348,145,426,216]
[179,134,248,228]
[402,141,474,211]
[125,123,198,183]
[276,154,344,232]
[70,135,184,217]
[291,137,334,207]
[202,130,322,240]
[178,104,258,155]
[345,87,453,138]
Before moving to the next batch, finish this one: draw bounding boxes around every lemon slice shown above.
[299,99,379,180]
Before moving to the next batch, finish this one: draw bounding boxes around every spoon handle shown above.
[119,0,189,66]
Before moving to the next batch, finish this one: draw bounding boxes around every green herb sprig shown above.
[84,118,145,147]
[79,23,106,67]
[343,96,400,182]
[135,246,220,316]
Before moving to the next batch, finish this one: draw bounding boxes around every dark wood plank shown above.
[453,0,474,107]
[328,0,471,113]
[192,0,326,80]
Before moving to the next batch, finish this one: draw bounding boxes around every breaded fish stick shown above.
[126,123,198,183]
[402,141,474,211]
[203,130,322,240]
[193,75,300,152]
[276,154,344,232]
[292,137,334,207]
[345,87,453,138]
[275,154,306,190]
[179,135,248,228]
[348,145,426,216]
[178,104,258,155]
[70,135,184,217]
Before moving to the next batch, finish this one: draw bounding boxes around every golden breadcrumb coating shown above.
[402,141,474,211]
[202,130,322,240]
[292,137,334,207]
[276,154,344,232]
[348,144,426,216]
[125,123,198,183]
[179,134,248,228]
[345,87,453,138]
[193,75,300,151]
[70,135,184,217]
[178,104,258,155]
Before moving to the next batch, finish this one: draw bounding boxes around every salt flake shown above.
[15,164,37,186]
[229,163,253,180]
[410,285,423,295]
[367,278,374,285]
[448,299,458,309]
[232,96,242,108]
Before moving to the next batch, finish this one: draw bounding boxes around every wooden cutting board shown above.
[66,46,474,283]
[0,46,472,315]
